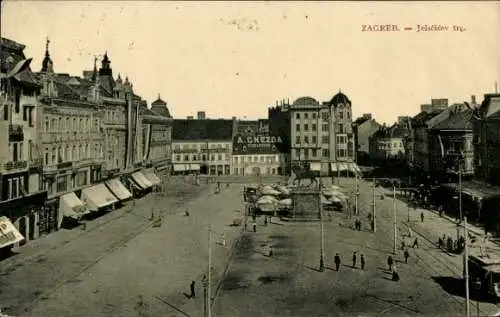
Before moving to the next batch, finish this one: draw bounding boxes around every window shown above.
[59,117,62,131]
[312,124,317,131]
[77,171,87,187]
[3,104,8,120]
[304,124,309,131]
[322,149,329,158]
[338,124,344,133]
[14,89,20,113]
[12,178,18,199]
[202,154,206,161]
[72,146,77,160]
[346,112,350,119]
[23,106,28,121]
[304,113,309,119]
[85,144,89,158]
[176,155,181,161]
[312,136,317,144]
[52,118,57,131]
[73,118,77,130]
[322,136,329,144]
[296,124,300,131]
[28,140,33,161]
[322,124,328,132]
[211,154,215,161]
[339,111,344,119]
[312,113,317,119]
[312,149,317,157]
[260,156,265,162]
[66,117,70,130]
[304,136,309,144]
[57,175,67,193]
[12,142,18,162]
[218,154,222,160]
[321,112,329,121]
[44,148,49,165]
[184,155,189,161]
[28,108,33,126]
[294,149,300,158]
[294,135,300,144]
[296,113,300,119]
[234,157,238,164]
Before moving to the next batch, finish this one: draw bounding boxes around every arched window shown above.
[85,144,89,158]
[66,117,70,131]
[58,117,63,131]
[73,118,76,130]
[72,146,77,160]
[66,146,70,161]
[51,118,56,131]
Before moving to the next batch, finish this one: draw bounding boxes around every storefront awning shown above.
[142,170,161,186]
[80,184,119,211]
[131,171,153,189]
[189,164,200,171]
[0,216,24,248]
[59,192,88,225]
[330,162,362,174]
[105,178,132,201]
[173,164,186,172]
[309,162,321,172]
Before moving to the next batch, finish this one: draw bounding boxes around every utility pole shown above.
[464,216,470,317]
[355,173,359,216]
[393,184,397,254]
[318,167,325,272]
[457,164,463,240]
[207,225,212,317]
[372,177,376,233]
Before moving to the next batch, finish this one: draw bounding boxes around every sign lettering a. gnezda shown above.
[233,134,283,154]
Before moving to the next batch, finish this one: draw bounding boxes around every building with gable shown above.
[369,123,408,162]
[0,37,47,245]
[268,91,358,177]
[172,115,233,175]
[352,113,381,165]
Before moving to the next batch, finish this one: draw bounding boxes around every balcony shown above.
[9,124,24,142]
[1,160,28,172]
[173,148,199,153]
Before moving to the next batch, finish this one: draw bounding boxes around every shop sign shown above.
[233,134,283,154]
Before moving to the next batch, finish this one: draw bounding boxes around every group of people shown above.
[334,252,366,271]
[437,234,466,253]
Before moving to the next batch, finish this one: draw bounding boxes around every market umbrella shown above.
[278,198,292,206]
[257,196,278,204]
[261,187,281,196]
[329,196,343,203]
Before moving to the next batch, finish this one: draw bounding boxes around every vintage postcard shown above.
[0,1,499,316]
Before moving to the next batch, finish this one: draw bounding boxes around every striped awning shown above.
[330,162,362,174]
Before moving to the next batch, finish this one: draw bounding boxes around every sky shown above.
[1,1,499,125]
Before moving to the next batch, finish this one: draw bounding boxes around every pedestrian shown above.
[438,206,443,217]
[334,253,341,271]
[252,222,257,233]
[352,251,357,268]
[190,280,196,298]
[264,216,268,226]
[368,212,372,221]
[360,253,365,270]
[404,249,410,264]
[420,211,424,223]
[412,237,419,249]
[408,227,413,238]
[387,255,394,271]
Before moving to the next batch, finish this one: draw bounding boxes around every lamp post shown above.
[464,216,470,317]
[207,225,212,317]
[393,184,397,254]
[318,160,325,272]
[355,173,359,216]
[202,274,208,317]
[371,177,376,233]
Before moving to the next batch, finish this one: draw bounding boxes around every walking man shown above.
[352,251,357,268]
[334,253,342,271]
[420,211,424,223]
[252,222,257,233]
[404,249,410,264]
[387,255,394,271]
[190,280,196,298]
[360,253,365,270]
[412,237,419,249]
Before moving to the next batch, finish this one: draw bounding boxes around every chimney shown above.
[496,81,498,93]
[471,95,476,104]
[276,100,278,106]
[197,111,206,120]
[187,116,194,120]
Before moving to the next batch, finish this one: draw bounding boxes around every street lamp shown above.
[392,183,397,255]
[202,274,208,317]
[317,159,325,272]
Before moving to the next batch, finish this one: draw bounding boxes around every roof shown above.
[410,110,443,127]
[329,91,351,105]
[141,107,172,124]
[151,102,172,118]
[1,37,39,86]
[292,96,319,107]
[151,95,166,106]
[478,94,500,118]
[173,119,234,141]
[426,103,468,129]
[431,108,473,131]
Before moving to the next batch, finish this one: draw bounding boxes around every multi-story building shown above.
[268,91,358,176]
[369,124,408,162]
[353,113,381,165]
[428,108,474,182]
[140,95,173,180]
[231,119,284,175]
[473,93,500,185]
[409,100,473,184]
[0,37,47,245]
[172,117,233,175]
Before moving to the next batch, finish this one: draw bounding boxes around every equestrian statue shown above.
[289,163,318,187]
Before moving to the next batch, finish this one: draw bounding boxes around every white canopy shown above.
[261,188,281,196]
[278,198,292,206]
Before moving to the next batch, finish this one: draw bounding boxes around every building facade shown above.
[369,124,407,162]
[0,37,47,244]
[353,113,381,165]
[473,93,500,185]
[268,91,357,175]
[140,97,173,180]
[428,108,474,182]
[172,118,233,175]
